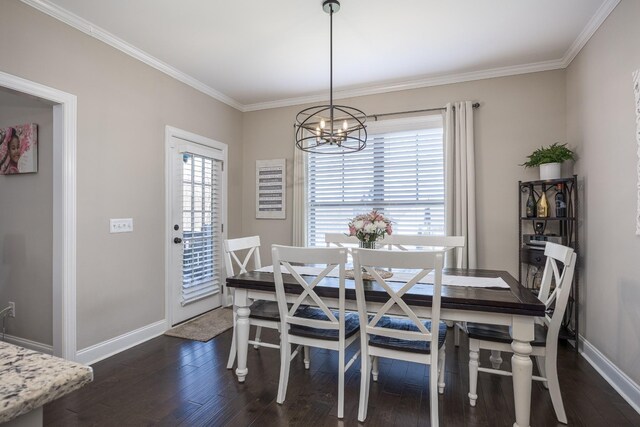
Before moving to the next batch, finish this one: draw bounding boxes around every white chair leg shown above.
[454,324,461,347]
[226,310,238,369]
[438,344,446,394]
[337,347,345,419]
[490,350,503,369]
[372,356,379,382]
[430,357,439,427]
[254,326,262,350]
[276,341,291,404]
[304,346,310,370]
[358,354,371,422]
[545,355,567,424]
[468,340,479,406]
[536,356,548,389]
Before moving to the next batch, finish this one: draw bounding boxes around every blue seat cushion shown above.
[248,301,306,322]
[288,307,360,341]
[466,322,547,347]
[368,317,447,354]
[248,300,282,321]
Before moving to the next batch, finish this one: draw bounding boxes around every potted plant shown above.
[522,143,575,180]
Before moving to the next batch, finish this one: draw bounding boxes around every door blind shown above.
[181,152,222,305]
[307,125,445,247]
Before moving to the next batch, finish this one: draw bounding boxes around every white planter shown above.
[539,162,561,180]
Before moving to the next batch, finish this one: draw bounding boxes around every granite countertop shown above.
[0,341,93,423]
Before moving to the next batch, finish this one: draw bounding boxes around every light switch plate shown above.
[110,218,133,233]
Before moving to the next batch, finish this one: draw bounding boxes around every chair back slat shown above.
[325,233,359,248]
[282,261,338,322]
[224,236,261,277]
[543,241,575,266]
[364,267,432,336]
[272,245,348,335]
[353,248,445,350]
[535,242,577,341]
[380,235,465,268]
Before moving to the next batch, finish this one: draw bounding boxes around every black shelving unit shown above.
[518,175,579,351]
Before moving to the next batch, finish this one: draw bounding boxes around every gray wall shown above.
[242,70,567,272]
[566,0,640,384]
[0,90,53,346]
[0,0,244,349]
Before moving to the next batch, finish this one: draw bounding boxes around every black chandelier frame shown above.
[294,0,368,154]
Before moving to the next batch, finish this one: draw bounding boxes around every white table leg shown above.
[234,288,251,383]
[511,316,535,427]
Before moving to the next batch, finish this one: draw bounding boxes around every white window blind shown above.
[181,153,222,305]
[306,119,445,247]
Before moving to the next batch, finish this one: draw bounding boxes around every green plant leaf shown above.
[521,143,575,168]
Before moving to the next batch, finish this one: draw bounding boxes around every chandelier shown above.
[294,0,367,154]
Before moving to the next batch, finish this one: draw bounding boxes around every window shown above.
[306,116,445,247]
[181,153,222,304]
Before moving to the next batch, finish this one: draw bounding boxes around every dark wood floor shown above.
[44,327,640,426]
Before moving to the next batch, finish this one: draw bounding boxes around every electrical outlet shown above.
[110,218,133,233]
[8,301,15,318]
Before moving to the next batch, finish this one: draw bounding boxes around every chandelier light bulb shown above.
[320,119,326,129]
[343,120,348,130]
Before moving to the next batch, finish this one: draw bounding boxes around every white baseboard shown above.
[579,335,640,414]
[2,334,53,354]
[75,320,167,365]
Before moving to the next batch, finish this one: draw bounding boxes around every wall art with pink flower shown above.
[0,123,37,175]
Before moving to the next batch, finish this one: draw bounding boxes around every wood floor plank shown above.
[43,328,640,426]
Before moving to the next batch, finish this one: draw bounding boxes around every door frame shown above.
[0,71,77,360]
[164,126,228,328]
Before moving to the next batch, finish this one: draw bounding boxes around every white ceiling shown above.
[29,0,617,111]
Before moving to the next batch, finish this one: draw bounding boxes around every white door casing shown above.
[165,126,227,326]
[0,71,77,360]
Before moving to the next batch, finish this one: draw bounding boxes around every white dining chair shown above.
[466,242,576,424]
[352,247,447,425]
[224,236,287,369]
[271,245,361,419]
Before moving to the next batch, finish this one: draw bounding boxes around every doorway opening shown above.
[0,71,77,360]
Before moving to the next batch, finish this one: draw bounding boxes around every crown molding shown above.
[561,0,620,67]
[22,0,619,113]
[243,59,566,111]
[20,0,245,112]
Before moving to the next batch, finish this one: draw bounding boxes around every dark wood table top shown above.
[227,268,545,317]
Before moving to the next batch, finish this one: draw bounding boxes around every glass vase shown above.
[359,240,377,250]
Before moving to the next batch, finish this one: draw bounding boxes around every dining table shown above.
[226,266,545,427]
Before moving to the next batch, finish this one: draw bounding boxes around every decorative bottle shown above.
[555,183,567,217]
[537,188,549,218]
[525,185,536,218]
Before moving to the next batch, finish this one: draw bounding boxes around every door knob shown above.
[174,237,182,244]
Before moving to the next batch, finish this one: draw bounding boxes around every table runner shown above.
[256,265,509,289]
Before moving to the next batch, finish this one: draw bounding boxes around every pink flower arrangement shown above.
[348,210,393,243]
